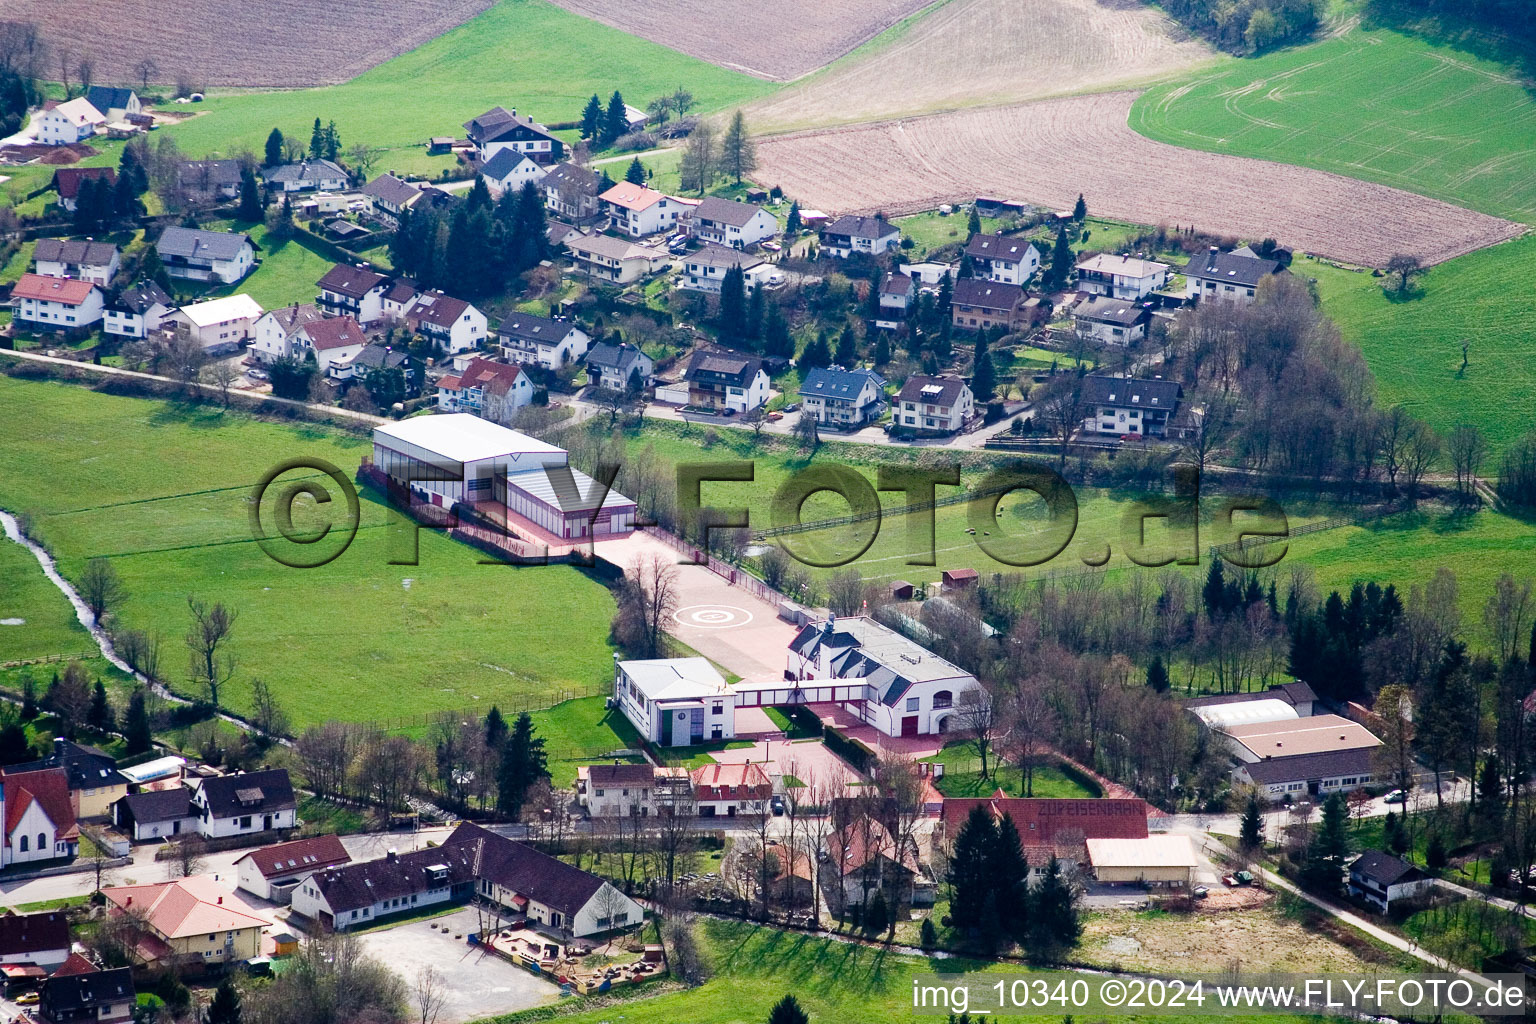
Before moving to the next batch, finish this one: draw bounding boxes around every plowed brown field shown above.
[16,0,492,88]
[544,0,934,80]
[755,91,1525,267]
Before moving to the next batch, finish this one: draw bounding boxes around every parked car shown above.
[1384,789,1407,804]
[770,795,786,816]
[767,411,784,422]
[1193,885,1210,899]
[762,241,782,252]
[16,992,39,1005]
[246,368,268,381]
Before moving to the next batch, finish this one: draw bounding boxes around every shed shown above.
[890,581,914,600]
[1086,835,1198,887]
[745,187,769,203]
[941,568,979,590]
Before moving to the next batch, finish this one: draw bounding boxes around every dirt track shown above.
[746,0,1216,132]
[755,91,1526,267]
[13,0,491,88]
[545,0,933,81]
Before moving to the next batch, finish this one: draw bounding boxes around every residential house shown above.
[234,834,352,904]
[251,302,327,363]
[690,197,778,249]
[316,263,390,323]
[614,658,737,747]
[497,312,590,369]
[547,220,582,251]
[799,366,886,429]
[683,348,770,413]
[50,167,117,213]
[585,341,653,392]
[894,374,974,435]
[541,163,603,222]
[103,876,269,968]
[690,763,770,818]
[1079,374,1181,438]
[156,227,258,284]
[39,964,134,1024]
[380,277,422,320]
[359,173,422,228]
[8,739,127,821]
[84,86,141,123]
[0,910,71,970]
[769,615,985,738]
[565,233,670,284]
[103,280,172,340]
[467,107,563,164]
[678,245,771,295]
[175,159,242,203]
[576,764,669,818]
[1348,851,1433,913]
[298,316,369,376]
[0,768,79,865]
[408,291,486,354]
[9,274,103,334]
[1075,254,1170,299]
[32,239,119,287]
[479,149,547,194]
[337,342,413,385]
[436,357,532,416]
[187,768,297,839]
[899,260,956,287]
[1183,245,1287,305]
[600,182,687,238]
[950,278,1029,332]
[876,272,916,328]
[111,787,196,842]
[163,294,265,353]
[1073,295,1150,346]
[819,215,899,259]
[964,233,1039,285]
[265,159,349,193]
[36,98,105,145]
[827,816,925,911]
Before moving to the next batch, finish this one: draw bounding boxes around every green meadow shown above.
[0,374,618,730]
[159,0,777,178]
[1129,27,1536,223]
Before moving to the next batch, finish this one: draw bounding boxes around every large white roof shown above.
[1087,835,1198,869]
[621,658,728,703]
[1191,698,1299,728]
[176,293,263,327]
[373,413,565,464]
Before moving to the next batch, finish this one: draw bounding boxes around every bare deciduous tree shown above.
[134,57,158,90]
[1485,573,1535,664]
[414,965,446,1024]
[953,687,997,779]
[78,556,125,624]
[172,835,207,877]
[185,595,238,710]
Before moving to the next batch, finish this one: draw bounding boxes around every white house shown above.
[164,294,265,353]
[316,264,390,323]
[265,159,349,193]
[1075,254,1170,299]
[1183,246,1287,306]
[894,374,973,435]
[407,291,486,354]
[111,788,196,842]
[9,273,103,333]
[0,769,79,866]
[964,233,1039,285]
[497,312,590,370]
[1073,295,1150,346]
[600,182,687,238]
[541,163,603,222]
[799,366,886,429]
[156,227,258,284]
[1079,375,1182,438]
[737,615,985,738]
[360,173,422,228]
[576,764,692,818]
[36,98,105,145]
[683,348,770,414]
[293,315,368,374]
[103,280,173,340]
[1348,851,1433,913]
[479,149,547,195]
[85,86,142,123]
[690,197,778,249]
[614,658,737,747]
[251,303,327,363]
[689,763,771,818]
[234,834,351,904]
[0,910,71,970]
[899,260,957,287]
[565,233,671,284]
[468,108,562,164]
[678,245,773,295]
[819,215,899,259]
[33,239,120,287]
[436,357,533,417]
[585,341,653,392]
[187,769,297,839]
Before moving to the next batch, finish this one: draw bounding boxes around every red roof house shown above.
[1,767,80,864]
[939,795,1150,861]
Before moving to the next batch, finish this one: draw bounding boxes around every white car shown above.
[1383,789,1407,804]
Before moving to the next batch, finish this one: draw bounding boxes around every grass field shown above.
[920,743,1101,799]
[0,532,97,667]
[534,695,647,787]
[0,375,618,731]
[1303,244,1536,454]
[160,0,777,178]
[1130,28,1536,223]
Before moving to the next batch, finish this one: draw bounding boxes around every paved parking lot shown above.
[354,907,561,1024]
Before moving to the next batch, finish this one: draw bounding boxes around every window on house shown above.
[906,697,919,711]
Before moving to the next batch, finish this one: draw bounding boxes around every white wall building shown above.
[33,239,119,286]
[164,294,265,353]
[103,281,173,340]
[497,313,590,370]
[614,658,737,747]
[251,303,328,363]
[36,98,105,145]
[1075,254,1170,299]
[9,274,103,333]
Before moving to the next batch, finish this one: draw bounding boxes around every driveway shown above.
[354,907,561,1024]
[709,736,865,793]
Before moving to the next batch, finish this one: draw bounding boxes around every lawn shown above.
[533,695,647,787]
[182,220,339,311]
[1129,28,1536,223]
[1304,243,1536,454]
[920,742,1101,799]
[160,0,778,178]
[1402,897,1536,969]
[0,375,619,732]
[0,529,98,667]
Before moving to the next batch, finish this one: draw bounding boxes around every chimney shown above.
[125,896,132,906]
[217,896,223,905]
[53,736,66,756]
[387,848,398,862]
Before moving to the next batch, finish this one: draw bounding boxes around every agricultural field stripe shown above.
[47,475,330,516]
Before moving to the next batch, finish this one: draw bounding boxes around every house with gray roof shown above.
[894,374,974,435]
[175,159,242,202]
[1072,295,1151,346]
[1183,245,1287,306]
[799,366,886,429]
[265,159,349,193]
[690,196,778,249]
[84,86,140,122]
[155,227,257,284]
[683,348,769,414]
[103,281,171,340]
[678,244,768,295]
[1079,374,1182,438]
[541,163,603,222]
[360,173,422,227]
[497,312,590,370]
[585,341,653,391]
[820,215,898,259]
[479,148,547,194]
[33,239,119,286]
[964,232,1040,285]
[1348,851,1432,913]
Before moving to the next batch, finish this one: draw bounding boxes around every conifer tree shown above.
[581,94,604,140]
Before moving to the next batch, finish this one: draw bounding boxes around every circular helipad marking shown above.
[673,604,754,629]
